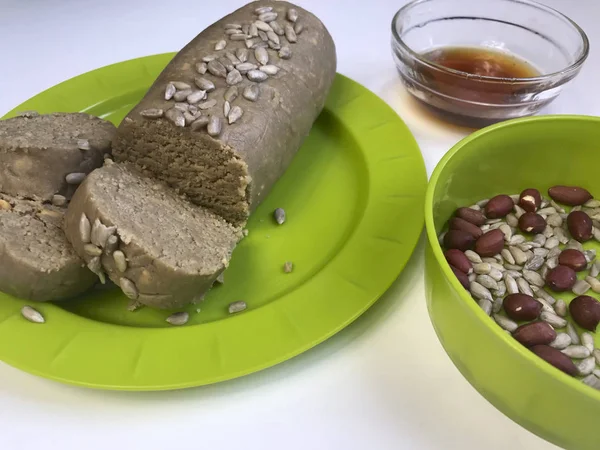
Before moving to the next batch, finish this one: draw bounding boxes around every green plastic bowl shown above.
[425,115,600,450]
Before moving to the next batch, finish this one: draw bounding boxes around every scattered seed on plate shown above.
[273,207,286,225]
[21,305,44,324]
[215,39,227,50]
[120,277,139,300]
[243,84,259,102]
[283,261,294,273]
[207,115,222,136]
[279,46,292,59]
[113,250,127,272]
[140,108,164,119]
[228,301,247,314]
[166,311,189,326]
[554,299,567,317]
[567,322,581,345]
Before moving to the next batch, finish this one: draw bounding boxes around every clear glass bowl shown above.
[391,0,589,127]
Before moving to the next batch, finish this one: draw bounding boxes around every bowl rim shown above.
[391,0,590,84]
[425,114,600,402]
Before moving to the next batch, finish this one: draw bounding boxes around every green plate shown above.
[0,54,426,390]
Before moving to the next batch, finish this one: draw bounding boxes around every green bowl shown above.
[425,115,600,450]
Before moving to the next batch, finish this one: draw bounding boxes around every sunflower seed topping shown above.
[119,277,138,300]
[259,64,280,75]
[493,314,518,332]
[140,108,164,119]
[21,306,45,324]
[287,8,298,22]
[284,261,294,273]
[224,100,231,117]
[254,20,273,32]
[255,47,269,65]
[112,250,127,272]
[225,23,242,30]
[164,83,176,100]
[226,69,243,85]
[173,89,192,102]
[165,108,185,127]
[279,46,292,59]
[243,84,259,102]
[236,48,249,62]
[267,30,280,45]
[247,69,268,82]
[259,12,278,22]
[228,106,243,124]
[294,21,304,35]
[198,99,217,110]
[215,39,227,51]
[231,33,250,41]
[224,86,239,103]
[207,60,227,78]
[194,77,215,92]
[255,6,273,14]
[207,116,222,136]
[166,311,189,326]
[284,24,297,43]
[270,20,285,36]
[84,243,103,257]
[51,194,67,207]
[229,301,247,314]
[191,116,210,131]
[236,62,258,74]
[186,90,207,104]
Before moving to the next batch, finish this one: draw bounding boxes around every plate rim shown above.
[0,53,427,390]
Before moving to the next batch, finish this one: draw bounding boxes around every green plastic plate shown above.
[0,54,427,390]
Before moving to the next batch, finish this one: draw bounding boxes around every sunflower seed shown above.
[186,90,206,104]
[198,99,217,110]
[225,28,243,35]
[254,46,269,65]
[223,86,239,103]
[268,20,282,35]
[503,213,517,228]
[581,332,595,353]
[504,274,519,294]
[225,23,242,30]
[223,101,231,117]
[118,277,138,299]
[223,52,240,66]
[287,8,299,22]
[294,21,304,34]
[564,322,580,346]
[267,30,280,45]
[507,235,524,246]
[228,105,243,124]
[111,250,127,272]
[593,227,600,242]
[49,194,67,208]
[259,11,277,22]
[516,277,534,296]
[548,248,562,260]
[478,299,493,315]
[247,69,268,82]
[164,83,176,100]
[470,281,492,301]
[65,172,85,185]
[203,55,217,62]
[576,357,596,376]
[254,20,273,33]
[541,311,567,328]
[573,279,591,295]
[190,116,210,131]
[573,205,583,212]
[585,249,597,263]
[491,296,503,313]
[521,270,543,287]
[581,374,600,389]
[468,273,476,283]
[103,235,118,255]
[523,255,544,271]
[543,237,559,249]
[258,30,268,41]
[489,268,504,281]
[259,64,279,75]
[594,349,600,365]
[532,248,548,259]
[534,296,555,314]
[472,263,491,275]
[235,48,249,63]
[552,299,567,317]
[282,24,297,43]
[219,57,234,73]
[591,261,600,278]
[272,208,286,225]
[586,276,600,293]
[215,39,227,51]
[173,89,192,102]
[21,305,44,324]
[83,243,102,257]
[493,314,518,332]
[247,22,258,37]
[166,311,189,326]
[255,5,273,14]
[236,62,258,73]
[18,110,39,118]
[284,261,294,273]
[164,108,185,127]
[226,69,243,86]
[229,301,247,314]
[463,250,482,264]
[231,33,250,41]
[549,332,572,349]
[242,84,259,102]
[500,249,515,265]
[207,116,222,137]
[545,213,562,228]
[505,270,522,279]
[138,108,163,120]
[216,272,225,284]
[193,63,207,76]
[279,46,292,59]
[241,23,250,35]
[475,275,498,290]
[173,102,189,112]
[193,78,214,93]
[566,239,584,251]
[207,60,227,78]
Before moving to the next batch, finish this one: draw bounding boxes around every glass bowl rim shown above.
[391,0,590,85]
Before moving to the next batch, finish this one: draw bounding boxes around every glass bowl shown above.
[391,0,589,127]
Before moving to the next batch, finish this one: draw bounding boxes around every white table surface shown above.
[0,1,598,449]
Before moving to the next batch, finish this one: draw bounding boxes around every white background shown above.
[0,1,598,449]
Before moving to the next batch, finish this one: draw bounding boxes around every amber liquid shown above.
[422,46,540,79]
[412,46,541,127]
